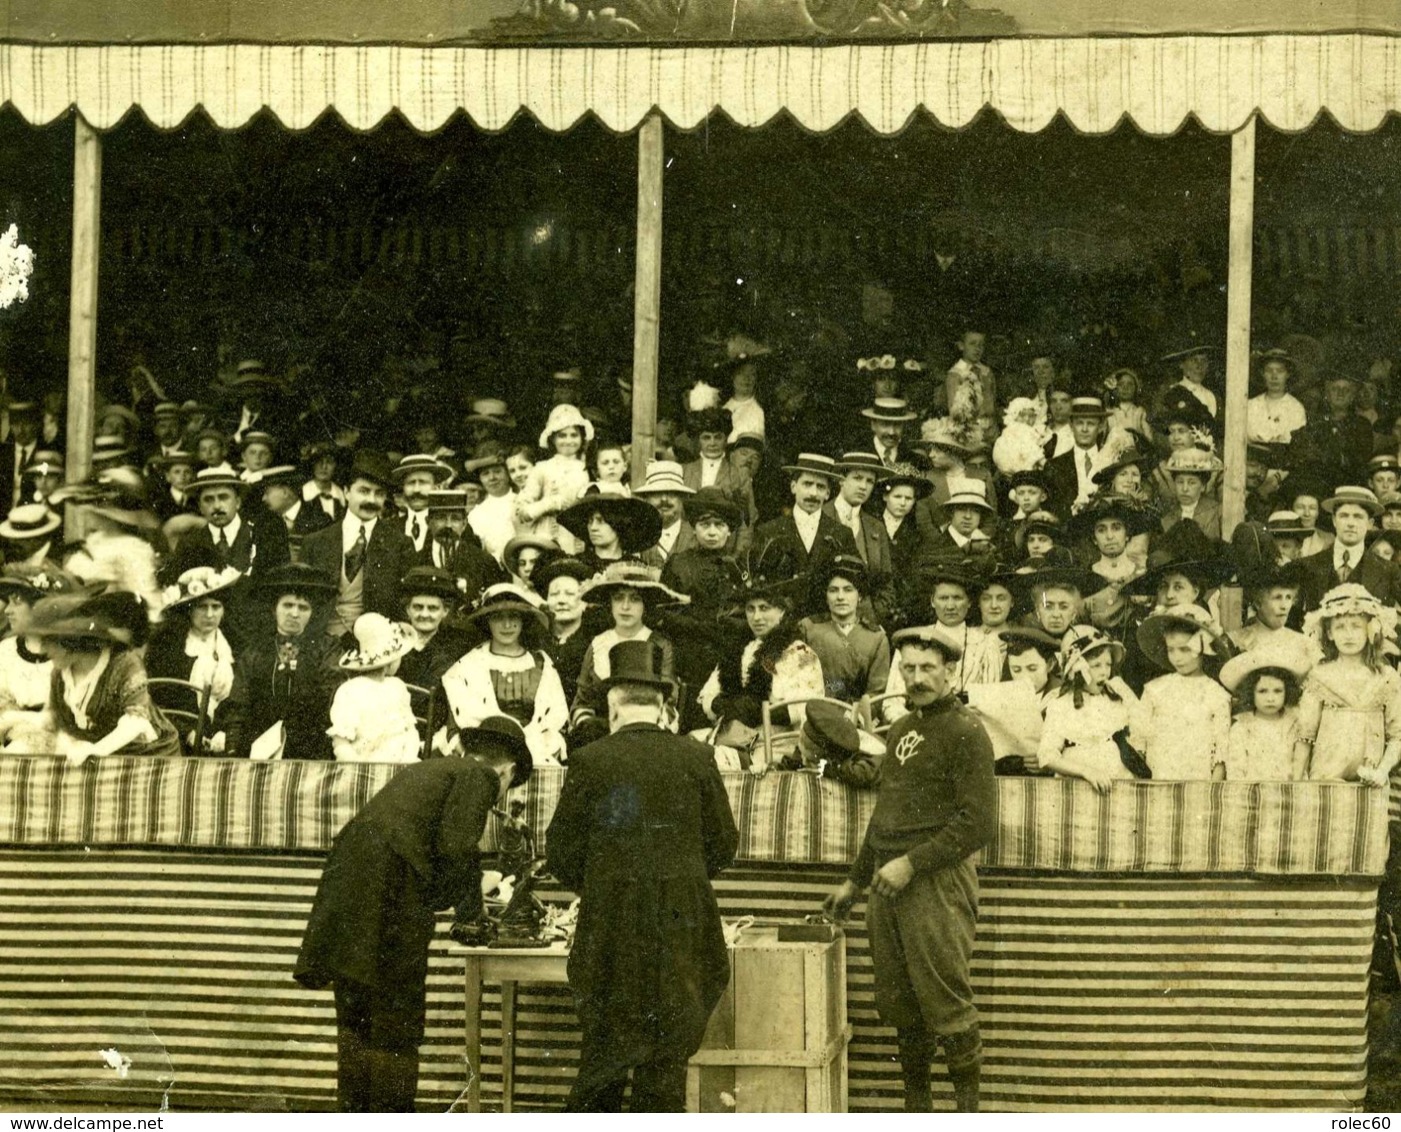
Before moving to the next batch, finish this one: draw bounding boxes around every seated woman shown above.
[535,557,596,709]
[570,562,684,747]
[220,563,342,760]
[437,583,569,767]
[697,559,825,768]
[147,566,242,754]
[2,589,181,761]
[0,564,74,751]
[557,488,663,577]
[798,555,890,704]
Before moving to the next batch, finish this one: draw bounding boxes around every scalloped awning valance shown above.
[0,35,1397,136]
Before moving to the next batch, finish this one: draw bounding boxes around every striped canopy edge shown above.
[0,35,1399,136]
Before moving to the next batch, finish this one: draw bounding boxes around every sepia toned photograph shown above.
[2,0,1401,1117]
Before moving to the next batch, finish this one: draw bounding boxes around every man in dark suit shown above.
[260,464,334,558]
[861,398,929,472]
[751,453,860,616]
[826,451,897,623]
[547,640,737,1112]
[0,400,41,518]
[296,716,533,1112]
[419,488,505,605]
[679,408,758,529]
[162,466,292,647]
[300,450,419,640]
[635,460,699,568]
[1043,396,1108,518]
[1298,486,1401,611]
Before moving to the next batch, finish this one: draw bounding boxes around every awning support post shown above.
[65,112,101,513]
[1220,114,1256,629]
[629,113,664,487]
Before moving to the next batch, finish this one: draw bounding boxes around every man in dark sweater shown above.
[823,625,997,1113]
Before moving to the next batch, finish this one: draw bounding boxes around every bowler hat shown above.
[399,566,461,604]
[461,715,533,788]
[602,638,675,692]
[683,486,744,530]
[346,449,397,492]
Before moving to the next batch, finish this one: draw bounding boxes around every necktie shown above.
[1339,549,1352,583]
[411,515,422,543]
[345,525,367,582]
[214,527,229,566]
[1083,451,1094,478]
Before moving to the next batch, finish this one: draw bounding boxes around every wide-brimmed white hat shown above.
[338,613,415,672]
[538,403,596,449]
[1218,641,1315,693]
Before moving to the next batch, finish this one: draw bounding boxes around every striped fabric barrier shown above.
[0,852,1372,1112]
[0,757,1388,876]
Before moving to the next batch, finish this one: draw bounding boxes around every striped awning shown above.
[0,35,1399,136]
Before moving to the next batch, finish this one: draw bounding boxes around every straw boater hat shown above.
[580,560,688,608]
[683,486,744,530]
[0,503,61,541]
[398,565,462,604]
[92,436,135,466]
[258,562,338,601]
[941,478,995,516]
[161,565,243,612]
[259,464,302,489]
[838,451,889,479]
[153,401,181,420]
[537,403,595,449]
[0,562,76,602]
[1322,485,1383,517]
[98,404,140,431]
[860,398,919,423]
[392,453,454,486]
[781,453,843,481]
[558,488,663,555]
[1068,396,1108,418]
[632,461,695,496]
[1265,510,1311,540]
[22,450,64,479]
[1136,604,1223,671]
[188,467,247,497]
[181,400,211,420]
[1218,640,1315,694]
[463,582,549,629]
[338,613,415,671]
[227,359,283,391]
[240,430,276,453]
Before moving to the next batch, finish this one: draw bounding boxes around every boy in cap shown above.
[823,625,996,1112]
[295,718,533,1112]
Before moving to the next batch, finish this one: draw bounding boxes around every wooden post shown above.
[629,113,664,486]
[1219,115,1256,629]
[66,113,102,506]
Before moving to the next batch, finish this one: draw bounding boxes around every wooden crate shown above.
[687,924,850,1113]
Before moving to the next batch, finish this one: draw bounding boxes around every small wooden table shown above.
[460,943,571,1113]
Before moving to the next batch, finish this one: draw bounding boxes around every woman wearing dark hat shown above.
[395,566,472,693]
[502,534,558,595]
[436,583,568,766]
[697,550,825,765]
[0,564,74,750]
[875,464,932,583]
[570,563,684,747]
[5,590,181,760]
[534,557,596,708]
[146,566,244,753]
[798,555,890,704]
[558,487,664,576]
[220,563,342,761]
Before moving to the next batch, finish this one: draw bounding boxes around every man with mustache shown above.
[751,453,860,617]
[390,454,454,560]
[301,451,418,641]
[822,625,996,1113]
[161,465,291,649]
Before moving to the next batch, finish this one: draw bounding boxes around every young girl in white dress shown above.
[1135,604,1232,780]
[0,564,71,752]
[1218,643,1313,781]
[327,614,421,763]
[514,403,594,552]
[1038,625,1149,792]
[1293,584,1401,810]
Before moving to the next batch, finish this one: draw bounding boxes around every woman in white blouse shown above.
[0,564,74,751]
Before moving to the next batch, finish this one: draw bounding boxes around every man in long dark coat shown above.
[294,716,533,1112]
[546,639,739,1112]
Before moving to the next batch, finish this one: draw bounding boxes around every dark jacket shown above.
[1297,544,1401,612]
[546,723,738,1064]
[220,629,342,760]
[300,517,419,626]
[162,511,292,647]
[751,511,861,616]
[295,758,501,1038]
